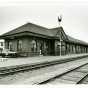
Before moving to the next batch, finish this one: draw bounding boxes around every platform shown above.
[0,53,88,69]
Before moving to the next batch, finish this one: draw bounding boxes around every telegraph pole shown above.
[58,15,62,56]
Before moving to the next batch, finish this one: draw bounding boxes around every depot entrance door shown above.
[48,40,55,55]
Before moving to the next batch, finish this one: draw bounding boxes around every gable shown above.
[55,27,68,41]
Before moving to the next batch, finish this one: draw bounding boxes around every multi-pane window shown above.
[9,42,13,51]
[31,40,36,52]
[17,40,22,51]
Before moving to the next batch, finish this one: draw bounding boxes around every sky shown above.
[0,0,88,42]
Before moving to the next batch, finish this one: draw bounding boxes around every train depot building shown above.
[0,22,88,56]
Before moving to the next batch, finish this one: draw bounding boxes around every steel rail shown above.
[0,55,88,76]
[38,63,88,84]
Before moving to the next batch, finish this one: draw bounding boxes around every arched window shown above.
[9,42,13,51]
[17,40,22,51]
[31,40,36,52]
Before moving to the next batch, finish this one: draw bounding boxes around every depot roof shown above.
[0,22,88,46]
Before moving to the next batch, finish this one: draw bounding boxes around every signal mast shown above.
[58,15,62,56]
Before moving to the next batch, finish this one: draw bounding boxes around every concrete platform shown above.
[0,53,88,69]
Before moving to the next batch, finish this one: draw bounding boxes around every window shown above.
[0,42,3,46]
[31,40,36,52]
[17,40,22,51]
[9,42,13,51]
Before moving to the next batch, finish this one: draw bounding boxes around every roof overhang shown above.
[0,31,60,40]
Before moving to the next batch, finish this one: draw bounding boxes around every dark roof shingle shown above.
[67,35,88,45]
[0,22,88,46]
[1,23,61,37]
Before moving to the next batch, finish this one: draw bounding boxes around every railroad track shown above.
[0,55,87,76]
[37,63,88,84]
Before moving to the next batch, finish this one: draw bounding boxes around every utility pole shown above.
[58,15,62,56]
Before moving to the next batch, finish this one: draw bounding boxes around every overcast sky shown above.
[0,0,88,42]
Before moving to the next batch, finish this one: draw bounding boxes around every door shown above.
[49,40,55,55]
